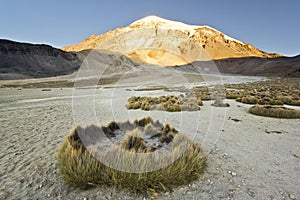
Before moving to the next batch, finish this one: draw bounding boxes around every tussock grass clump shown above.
[248,105,300,119]
[237,96,258,104]
[225,79,300,106]
[57,117,207,194]
[126,95,202,112]
[120,129,150,153]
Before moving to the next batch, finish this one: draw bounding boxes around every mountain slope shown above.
[214,55,300,77]
[174,55,300,78]
[0,39,80,79]
[62,16,281,66]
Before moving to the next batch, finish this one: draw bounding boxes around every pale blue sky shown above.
[0,0,299,56]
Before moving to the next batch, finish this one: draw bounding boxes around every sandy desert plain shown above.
[0,73,299,200]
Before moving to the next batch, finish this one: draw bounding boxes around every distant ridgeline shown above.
[0,39,80,80]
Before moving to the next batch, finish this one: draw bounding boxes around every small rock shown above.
[39,184,43,189]
[231,118,242,122]
[247,189,255,197]
[228,170,232,174]
[293,154,299,158]
[231,172,237,176]
[289,194,296,200]
[265,129,270,134]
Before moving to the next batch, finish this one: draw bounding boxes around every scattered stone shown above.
[293,154,299,158]
[227,170,237,176]
[41,88,51,91]
[265,129,282,134]
[289,194,296,200]
[83,197,87,200]
[271,130,282,134]
[231,118,242,122]
[247,189,255,197]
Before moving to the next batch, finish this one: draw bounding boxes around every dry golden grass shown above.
[126,95,202,112]
[57,118,207,194]
[225,79,300,106]
[248,105,300,119]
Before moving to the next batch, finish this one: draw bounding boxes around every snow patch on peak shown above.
[131,16,244,44]
[133,15,168,23]
[131,15,200,35]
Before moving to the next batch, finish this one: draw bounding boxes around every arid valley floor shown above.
[0,77,299,199]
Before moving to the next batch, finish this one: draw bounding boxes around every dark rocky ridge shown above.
[0,39,299,80]
[0,39,80,79]
[215,56,300,77]
[174,55,300,78]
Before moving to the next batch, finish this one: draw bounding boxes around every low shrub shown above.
[248,105,300,119]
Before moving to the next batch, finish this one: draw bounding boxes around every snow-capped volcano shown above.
[62,16,281,65]
[130,15,245,45]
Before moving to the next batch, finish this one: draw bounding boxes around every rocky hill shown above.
[0,39,80,79]
[175,55,300,78]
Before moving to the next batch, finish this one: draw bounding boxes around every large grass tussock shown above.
[57,117,207,194]
[248,105,300,119]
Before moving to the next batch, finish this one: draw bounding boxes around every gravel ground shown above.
[0,87,299,200]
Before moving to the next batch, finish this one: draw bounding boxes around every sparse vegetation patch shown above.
[126,95,202,112]
[225,79,300,106]
[57,117,207,194]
